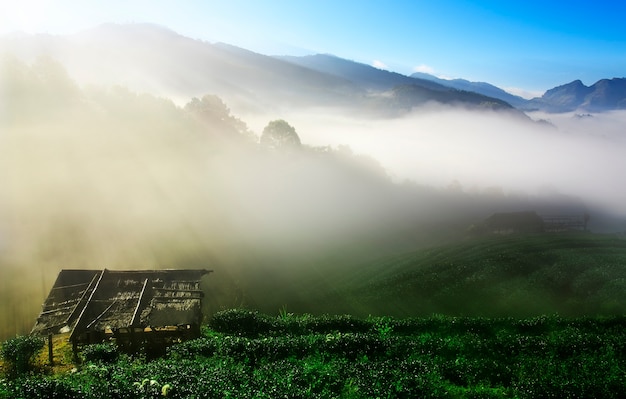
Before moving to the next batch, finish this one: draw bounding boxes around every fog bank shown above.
[1,56,625,339]
[251,106,626,215]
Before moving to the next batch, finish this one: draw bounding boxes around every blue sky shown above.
[1,0,625,96]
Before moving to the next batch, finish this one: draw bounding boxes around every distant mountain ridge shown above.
[410,71,528,108]
[0,24,516,116]
[0,23,364,113]
[276,54,529,109]
[278,54,626,114]
[411,74,626,113]
[276,53,516,114]
[2,23,624,114]
[277,54,448,92]
[525,78,626,112]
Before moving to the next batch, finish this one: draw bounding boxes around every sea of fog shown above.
[245,107,626,216]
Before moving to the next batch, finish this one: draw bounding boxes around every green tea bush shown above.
[209,309,275,337]
[320,333,387,359]
[247,335,316,360]
[512,314,554,334]
[0,335,45,375]
[82,342,119,363]
[6,377,82,399]
[349,358,444,399]
[167,337,219,359]
[514,353,624,399]
[2,312,625,398]
[298,314,371,334]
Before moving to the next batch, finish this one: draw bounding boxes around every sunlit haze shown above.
[1,0,625,93]
[1,0,626,341]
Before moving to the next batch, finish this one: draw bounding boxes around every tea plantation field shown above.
[325,233,626,317]
[229,233,626,318]
[2,310,625,398]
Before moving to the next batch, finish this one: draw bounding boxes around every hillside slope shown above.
[2,24,517,116]
[278,53,516,114]
[325,233,626,317]
[526,78,626,112]
[410,71,528,107]
[278,54,447,91]
[0,23,363,113]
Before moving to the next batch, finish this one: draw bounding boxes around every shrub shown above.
[209,309,274,337]
[299,314,371,334]
[167,337,218,359]
[0,335,45,375]
[81,342,119,363]
[10,377,82,399]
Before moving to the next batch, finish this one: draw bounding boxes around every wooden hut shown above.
[481,211,545,235]
[31,269,211,353]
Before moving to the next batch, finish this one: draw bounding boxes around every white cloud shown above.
[413,64,435,74]
[372,60,388,70]
[412,65,455,80]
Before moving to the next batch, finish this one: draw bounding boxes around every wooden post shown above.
[48,333,54,366]
[72,337,79,363]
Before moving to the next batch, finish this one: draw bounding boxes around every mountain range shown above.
[1,23,625,115]
[409,71,528,108]
[524,78,626,112]
[277,54,626,113]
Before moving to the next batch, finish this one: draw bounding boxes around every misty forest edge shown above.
[3,25,624,390]
[2,36,626,336]
[1,28,626,399]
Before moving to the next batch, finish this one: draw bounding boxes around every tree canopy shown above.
[184,94,253,140]
[260,119,301,150]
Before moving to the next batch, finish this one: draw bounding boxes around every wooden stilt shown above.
[48,333,54,365]
[72,338,79,363]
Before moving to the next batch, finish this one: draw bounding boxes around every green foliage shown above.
[209,309,275,337]
[1,313,625,398]
[296,314,371,334]
[3,377,83,399]
[167,336,219,360]
[0,335,45,375]
[133,378,173,398]
[346,233,626,317]
[0,55,80,125]
[184,94,254,140]
[81,342,119,364]
[260,119,301,150]
[210,309,375,338]
[370,316,394,339]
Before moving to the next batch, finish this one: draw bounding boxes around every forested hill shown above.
[3,24,625,114]
[2,56,618,339]
[1,23,516,116]
[525,78,626,112]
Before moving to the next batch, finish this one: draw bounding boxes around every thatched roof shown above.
[31,269,211,340]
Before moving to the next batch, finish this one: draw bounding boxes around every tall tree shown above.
[260,119,301,150]
[184,95,253,140]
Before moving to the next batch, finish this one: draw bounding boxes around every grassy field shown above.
[2,232,626,397]
[1,310,625,398]
[200,232,626,318]
[283,232,626,318]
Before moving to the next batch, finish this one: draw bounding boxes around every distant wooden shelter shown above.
[31,269,211,353]
[480,211,545,235]
[541,213,589,232]
[471,211,590,236]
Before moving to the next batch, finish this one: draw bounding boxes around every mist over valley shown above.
[1,24,626,339]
